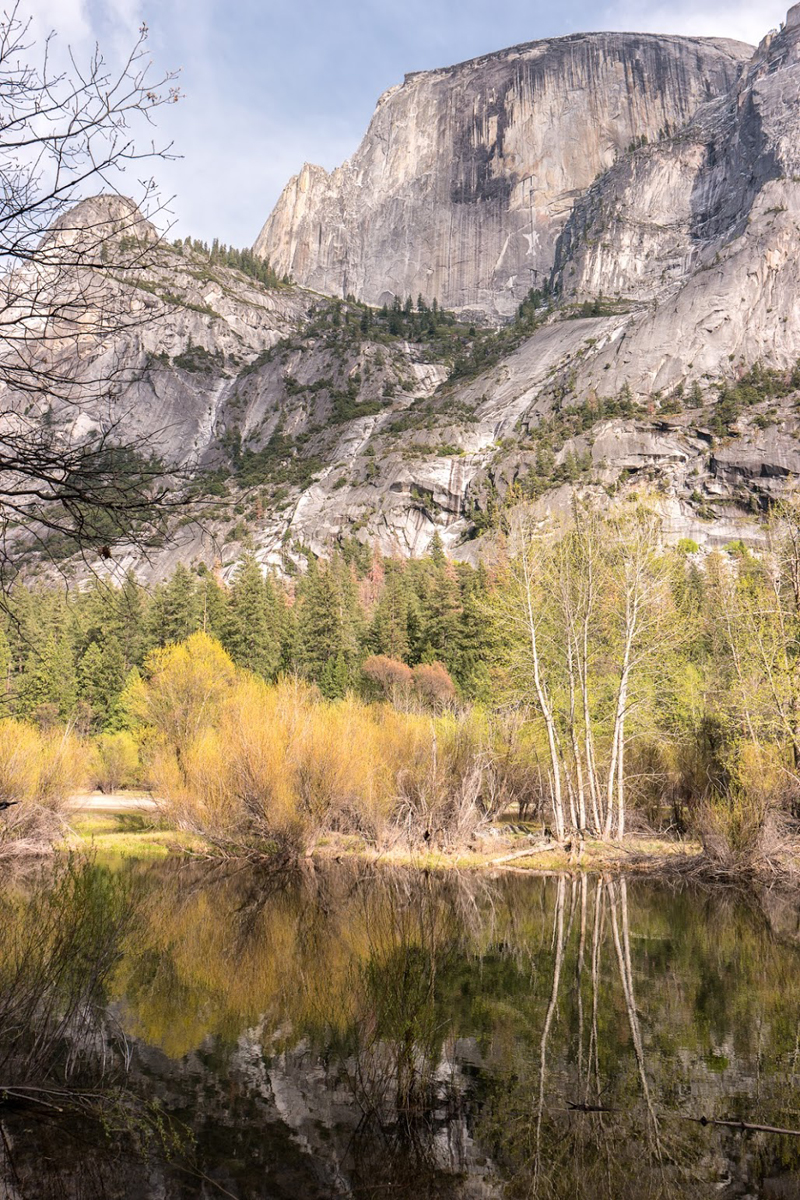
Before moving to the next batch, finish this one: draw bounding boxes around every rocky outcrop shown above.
[254,34,750,319]
[549,8,800,394]
[22,11,800,581]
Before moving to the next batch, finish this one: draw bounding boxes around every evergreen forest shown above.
[5,503,800,876]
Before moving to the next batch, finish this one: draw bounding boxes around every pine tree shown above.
[114,572,148,669]
[76,641,103,719]
[148,564,202,646]
[278,585,299,674]
[196,567,229,641]
[370,562,411,661]
[76,573,147,672]
[224,552,281,679]
[429,530,446,567]
[452,561,492,696]
[77,636,127,727]
[419,540,462,670]
[18,633,77,722]
[297,558,337,680]
[297,554,363,684]
[319,650,350,700]
[330,552,365,663]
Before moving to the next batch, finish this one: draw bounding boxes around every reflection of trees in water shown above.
[4,861,800,1197]
[122,865,800,1196]
[491,875,674,1199]
[319,869,497,1198]
[231,868,800,1198]
[476,875,800,1199]
[0,859,185,1199]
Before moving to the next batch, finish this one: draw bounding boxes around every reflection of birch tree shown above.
[607,877,663,1159]
[534,875,567,1191]
[478,875,723,1199]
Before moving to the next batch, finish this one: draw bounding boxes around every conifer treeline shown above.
[9,509,800,861]
[171,236,287,287]
[0,535,491,730]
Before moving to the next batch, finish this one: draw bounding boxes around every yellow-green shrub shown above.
[130,636,541,853]
[124,631,237,754]
[0,720,88,852]
[0,720,42,808]
[697,741,791,869]
[90,731,141,793]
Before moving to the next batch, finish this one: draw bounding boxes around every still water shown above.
[2,858,800,1198]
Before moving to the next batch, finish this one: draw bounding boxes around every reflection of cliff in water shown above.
[3,860,800,1198]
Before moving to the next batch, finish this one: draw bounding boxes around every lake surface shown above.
[3,858,800,1198]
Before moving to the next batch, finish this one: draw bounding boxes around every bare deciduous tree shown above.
[0,3,182,576]
[497,503,678,840]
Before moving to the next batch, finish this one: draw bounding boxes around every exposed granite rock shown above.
[550,9,800,394]
[21,12,800,581]
[255,34,750,319]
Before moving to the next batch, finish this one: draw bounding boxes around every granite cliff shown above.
[254,33,750,319]
[550,3,800,391]
[13,9,800,580]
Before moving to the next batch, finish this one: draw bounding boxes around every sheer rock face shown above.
[254,34,750,319]
[549,13,800,394]
[27,15,800,580]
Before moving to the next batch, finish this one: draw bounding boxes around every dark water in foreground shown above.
[3,859,800,1199]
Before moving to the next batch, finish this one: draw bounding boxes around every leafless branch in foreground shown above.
[0,3,188,569]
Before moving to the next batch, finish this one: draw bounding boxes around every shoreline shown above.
[13,794,786,887]
[60,798,705,877]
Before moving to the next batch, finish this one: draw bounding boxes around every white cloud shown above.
[23,0,145,50]
[11,0,791,250]
[600,0,786,46]
[21,0,91,44]
[16,0,150,79]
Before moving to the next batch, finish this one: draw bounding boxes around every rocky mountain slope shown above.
[255,33,750,320]
[16,8,800,581]
[551,4,800,391]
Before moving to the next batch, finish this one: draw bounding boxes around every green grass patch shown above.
[64,810,203,860]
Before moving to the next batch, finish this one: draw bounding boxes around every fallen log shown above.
[565,1100,800,1137]
[681,1115,800,1137]
[490,841,558,866]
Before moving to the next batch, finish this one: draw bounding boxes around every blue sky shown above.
[25,0,787,247]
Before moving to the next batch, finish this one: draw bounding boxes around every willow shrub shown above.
[136,638,533,852]
[0,720,87,854]
[90,731,142,794]
[696,741,793,871]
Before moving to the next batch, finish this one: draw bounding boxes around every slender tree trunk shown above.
[581,655,602,834]
[565,765,578,833]
[522,550,566,840]
[587,878,604,1104]
[578,541,602,834]
[535,876,567,1192]
[616,688,628,839]
[605,604,636,839]
[577,873,587,1082]
[608,878,662,1156]
[567,637,587,833]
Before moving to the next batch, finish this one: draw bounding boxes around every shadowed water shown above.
[2,858,800,1198]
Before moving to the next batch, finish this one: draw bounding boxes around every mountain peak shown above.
[255,32,749,319]
[44,194,157,253]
